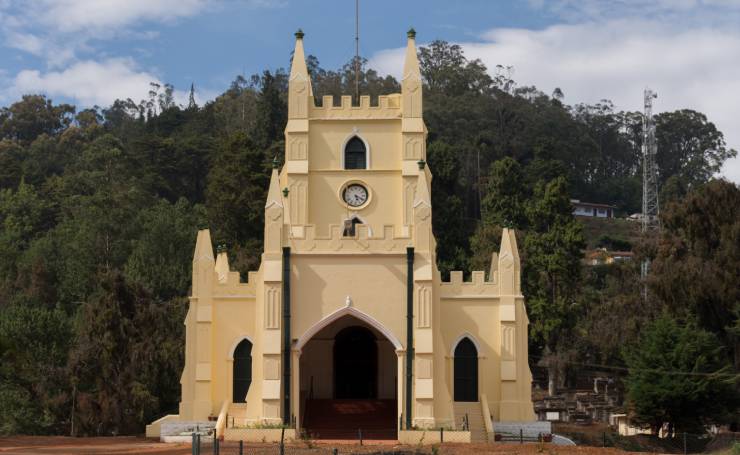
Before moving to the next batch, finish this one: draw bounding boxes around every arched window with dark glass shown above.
[233,339,253,403]
[344,137,367,169]
[454,337,478,402]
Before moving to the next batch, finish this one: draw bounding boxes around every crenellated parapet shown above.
[309,95,402,120]
[288,223,411,254]
[213,264,258,299]
[439,270,499,298]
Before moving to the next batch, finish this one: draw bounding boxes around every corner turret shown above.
[498,228,521,295]
[192,229,215,296]
[264,167,284,256]
[402,27,422,119]
[288,29,313,120]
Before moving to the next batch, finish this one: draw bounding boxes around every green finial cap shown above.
[216,243,226,253]
[407,28,416,39]
[295,29,304,39]
[282,187,290,198]
[272,156,279,169]
[417,159,426,170]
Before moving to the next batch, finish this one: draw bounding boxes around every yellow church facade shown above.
[160,30,535,440]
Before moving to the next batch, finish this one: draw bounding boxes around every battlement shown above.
[288,223,411,253]
[309,94,402,120]
[439,270,499,298]
[212,266,258,299]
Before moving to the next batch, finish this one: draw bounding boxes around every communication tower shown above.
[641,88,659,280]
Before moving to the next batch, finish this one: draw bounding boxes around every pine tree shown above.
[624,313,740,435]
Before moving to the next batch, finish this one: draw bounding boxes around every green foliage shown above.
[649,179,740,366]
[69,272,185,435]
[623,313,740,433]
[0,95,75,144]
[206,131,269,252]
[523,177,585,351]
[0,305,71,434]
[125,198,206,299]
[655,110,737,191]
[480,157,527,228]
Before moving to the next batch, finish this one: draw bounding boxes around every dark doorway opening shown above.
[233,339,253,403]
[454,337,478,402]
[334,326,377,399]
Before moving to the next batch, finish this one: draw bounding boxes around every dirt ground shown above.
[0,436,656,455]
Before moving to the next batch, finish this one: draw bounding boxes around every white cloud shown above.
[4,58,218,108]
[32,0,209,35]
[370,19,740,183]
[0,0,212,67]
[527,0,740,21]
[7,58,160,107]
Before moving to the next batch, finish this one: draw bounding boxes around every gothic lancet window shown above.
[344,137,367,169]
[233,339,253,403]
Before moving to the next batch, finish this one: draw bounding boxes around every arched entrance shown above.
[299,314,398,439]
[454,337,478,402]
[334,326,377,398]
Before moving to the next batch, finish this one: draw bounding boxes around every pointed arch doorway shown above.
[454,337,479,402]
[299,313,398,440]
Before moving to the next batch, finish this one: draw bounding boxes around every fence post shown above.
[333,449,338,455]
[603,431,607,447]
[213,432,219,455]
[192,433,197,455]
[520,428,523,444]
[239,440,243,455]
[359,428,363,445]
[196,434,201,455]
[280,427,285,455]
[441,427,444,443]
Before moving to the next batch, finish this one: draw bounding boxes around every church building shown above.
[159,29,535,441]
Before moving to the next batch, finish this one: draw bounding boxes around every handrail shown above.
[480,394,494,441]
[215,400,229,439]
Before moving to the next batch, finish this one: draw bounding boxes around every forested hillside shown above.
[0,41,737,436]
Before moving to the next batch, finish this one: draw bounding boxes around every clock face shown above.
[343,184,369,207]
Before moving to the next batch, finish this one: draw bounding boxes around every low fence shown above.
[556,427,738,454]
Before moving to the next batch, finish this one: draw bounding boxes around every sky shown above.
[0,0,739,182]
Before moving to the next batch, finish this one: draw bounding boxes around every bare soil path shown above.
[0,436,656,455]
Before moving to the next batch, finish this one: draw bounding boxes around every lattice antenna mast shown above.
[641,88,660,233]
[641,88,659,281]
[354,0,360,103]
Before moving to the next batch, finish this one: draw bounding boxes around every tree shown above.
[649,179,740,367]
[0,140,23,189]
[69,272,178,435]
[125,199,205,300]
[623,313,739,435]
[418,40,492,95]
[655,110,737,191]
[480,157,527,228]
[252,70,287,149]
[0,305,71,435]
[205,131,269,273]
[523,176,585,394]
[0,95,74,144]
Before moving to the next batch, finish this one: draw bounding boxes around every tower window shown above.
[344,137,367,169]
[343,217,363,237]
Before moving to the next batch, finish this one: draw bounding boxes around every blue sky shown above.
[1,0,739,180]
